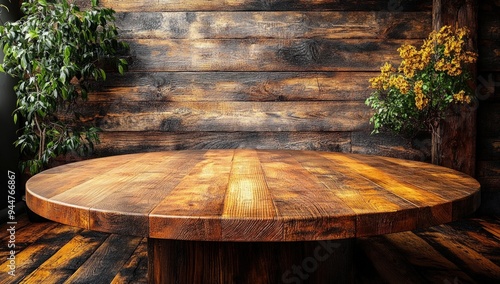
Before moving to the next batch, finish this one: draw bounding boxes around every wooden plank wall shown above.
[68,0,433,161]
[477,1,500,215]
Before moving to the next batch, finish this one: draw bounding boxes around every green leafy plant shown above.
[0,0,128,174]
[365,25,477,137]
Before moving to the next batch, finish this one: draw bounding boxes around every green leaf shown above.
[61,87,68,100]
[100,68,106,80]
[59,69,67,83]
[20,56,27,69]
[64,46,71,61]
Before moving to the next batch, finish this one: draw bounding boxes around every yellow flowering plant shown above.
[365,25,477,136]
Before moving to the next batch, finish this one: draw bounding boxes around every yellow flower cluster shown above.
[453,90,471,104]
[366,25,478,135]
[389,75,410,94]
[432,26,477,76]
[369,25,477,110]
[434,57,463,76]
[397,26,477,79]
[398,44,430,78]
[414,80,429,110]
[369,62,395,90]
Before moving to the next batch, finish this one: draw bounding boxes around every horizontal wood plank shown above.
[92,0,432,12]
[92,131,352,155]
[116,11,431,40]
[351,131,430,161]
[126,39,417,72]
[90,71,374,102]
[69,101,371,132]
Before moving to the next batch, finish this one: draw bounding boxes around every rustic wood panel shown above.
[71,101,371,132]
[58,0,439,168]
[116,11,431,40]
[91,72,374,102]
[66,0,434,160]
[92,131,352,155]
[126,39,417,72]
[91,0,432,12]
[351,131,430,161]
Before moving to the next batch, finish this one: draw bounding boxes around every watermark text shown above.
[6,170,17,276]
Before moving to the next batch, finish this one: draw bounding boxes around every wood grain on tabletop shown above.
[26,149,481,241]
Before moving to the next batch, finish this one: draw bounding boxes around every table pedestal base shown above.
[148,238,354,284]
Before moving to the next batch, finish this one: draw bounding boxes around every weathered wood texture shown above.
[25,149,481,283]
[358,217,500,283]
[476,0,500,215]
[59,0,435,161]
[2,214,500,283]
[77,0,432,12]
[0,214,147,284]
[26,150,480,240]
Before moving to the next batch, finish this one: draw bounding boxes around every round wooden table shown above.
[26,149,480,283]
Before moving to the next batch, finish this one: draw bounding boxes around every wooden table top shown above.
[26,149,480,241]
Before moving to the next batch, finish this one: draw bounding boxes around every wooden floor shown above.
[1,214,499,283]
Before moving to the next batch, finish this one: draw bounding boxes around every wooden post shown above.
[432,0,478,176]
[147,238,354,284]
